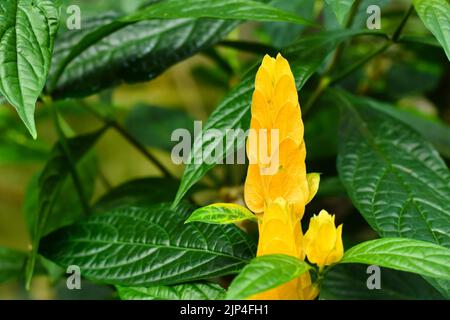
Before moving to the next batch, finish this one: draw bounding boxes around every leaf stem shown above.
[80,101,175,179]
[391,5,414,42]
[303,4,414,115]
[51,103,91,216]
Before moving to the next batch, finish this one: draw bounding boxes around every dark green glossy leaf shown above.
[25,128,105,287]
[226,254,311,300]
[336,91,450,296]
[341,238,450,280]
[40,203,256,286]
[337,91,450,248]
[359,94,450,159]
[117,282,225,300]
[321,264,443,300]
[0,247,27,283]
[48,12,238,98]
[0,0,60,138]
[123,0,316,25]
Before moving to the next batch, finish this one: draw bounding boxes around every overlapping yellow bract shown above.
[304,210,344,269]
[244,53,319,300]
[249,198,318,300]
[244,54,309,219]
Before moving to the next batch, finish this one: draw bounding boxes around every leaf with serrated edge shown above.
[40,203,256,286]
[49,14,238,98]
[226,254,311,300]
[123,0,316,25]
[186,203,257,224]
[0,0,60,137]
[413,0,450,60]
[341,238,450,280]
[117,282,225,300]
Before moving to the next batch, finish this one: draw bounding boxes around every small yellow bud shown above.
[304,210,343,269]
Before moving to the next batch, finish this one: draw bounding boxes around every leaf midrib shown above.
[53,235,251,263]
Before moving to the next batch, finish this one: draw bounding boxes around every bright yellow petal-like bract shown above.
[244,53,310,217]
[250,198,318,300]
[304,210,344,269]
[244,53,319,300]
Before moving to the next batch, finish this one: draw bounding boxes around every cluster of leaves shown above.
[0,0,449,300]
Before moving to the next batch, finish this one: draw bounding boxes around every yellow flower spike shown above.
[244,53,308,217]
[304,210,344,269]
[251,198,318,300]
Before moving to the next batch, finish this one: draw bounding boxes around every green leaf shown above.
[0,247,27,283]
[40,203,256,286]
[413,0,450,60]
[25,128,105,288]
[337,91,450,248]
[0,0,60,138]
[124,105,193,151]
[48,12,239,98]
[226,254,311,300]
[341,238,450,281]
[186,203,257,224]
[117,282,225,300]
[261,0,315,47]
[324,0,355,25]
[94,177,183,213]
[123,0,317,26]
[24,152,98,237]
[358,94,450,159]
[173,29,370,206]
[336,90,450,295]
[320,264,443,300]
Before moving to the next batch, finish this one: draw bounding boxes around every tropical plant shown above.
[0,0,449,300]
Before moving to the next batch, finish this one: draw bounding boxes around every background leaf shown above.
[0,247,27,283]
[341,238,450,281]
[337,91,450,248]
[0,0,60,137]
[320,264,443,300]
[117,282,225,300]
[413,0,450,60]
[124,105,193,151]
[123,0,316,25]
[94,177,182,212]
[226,254,311,300]
[324,0,355,25]
[48,13,239,98]
[40,203,256,286]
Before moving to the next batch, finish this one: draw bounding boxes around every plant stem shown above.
[51,103,91,216]
[330,42,390,85]
[392,5,414,42]
[303,4,414,115]
[80,101,175,179]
